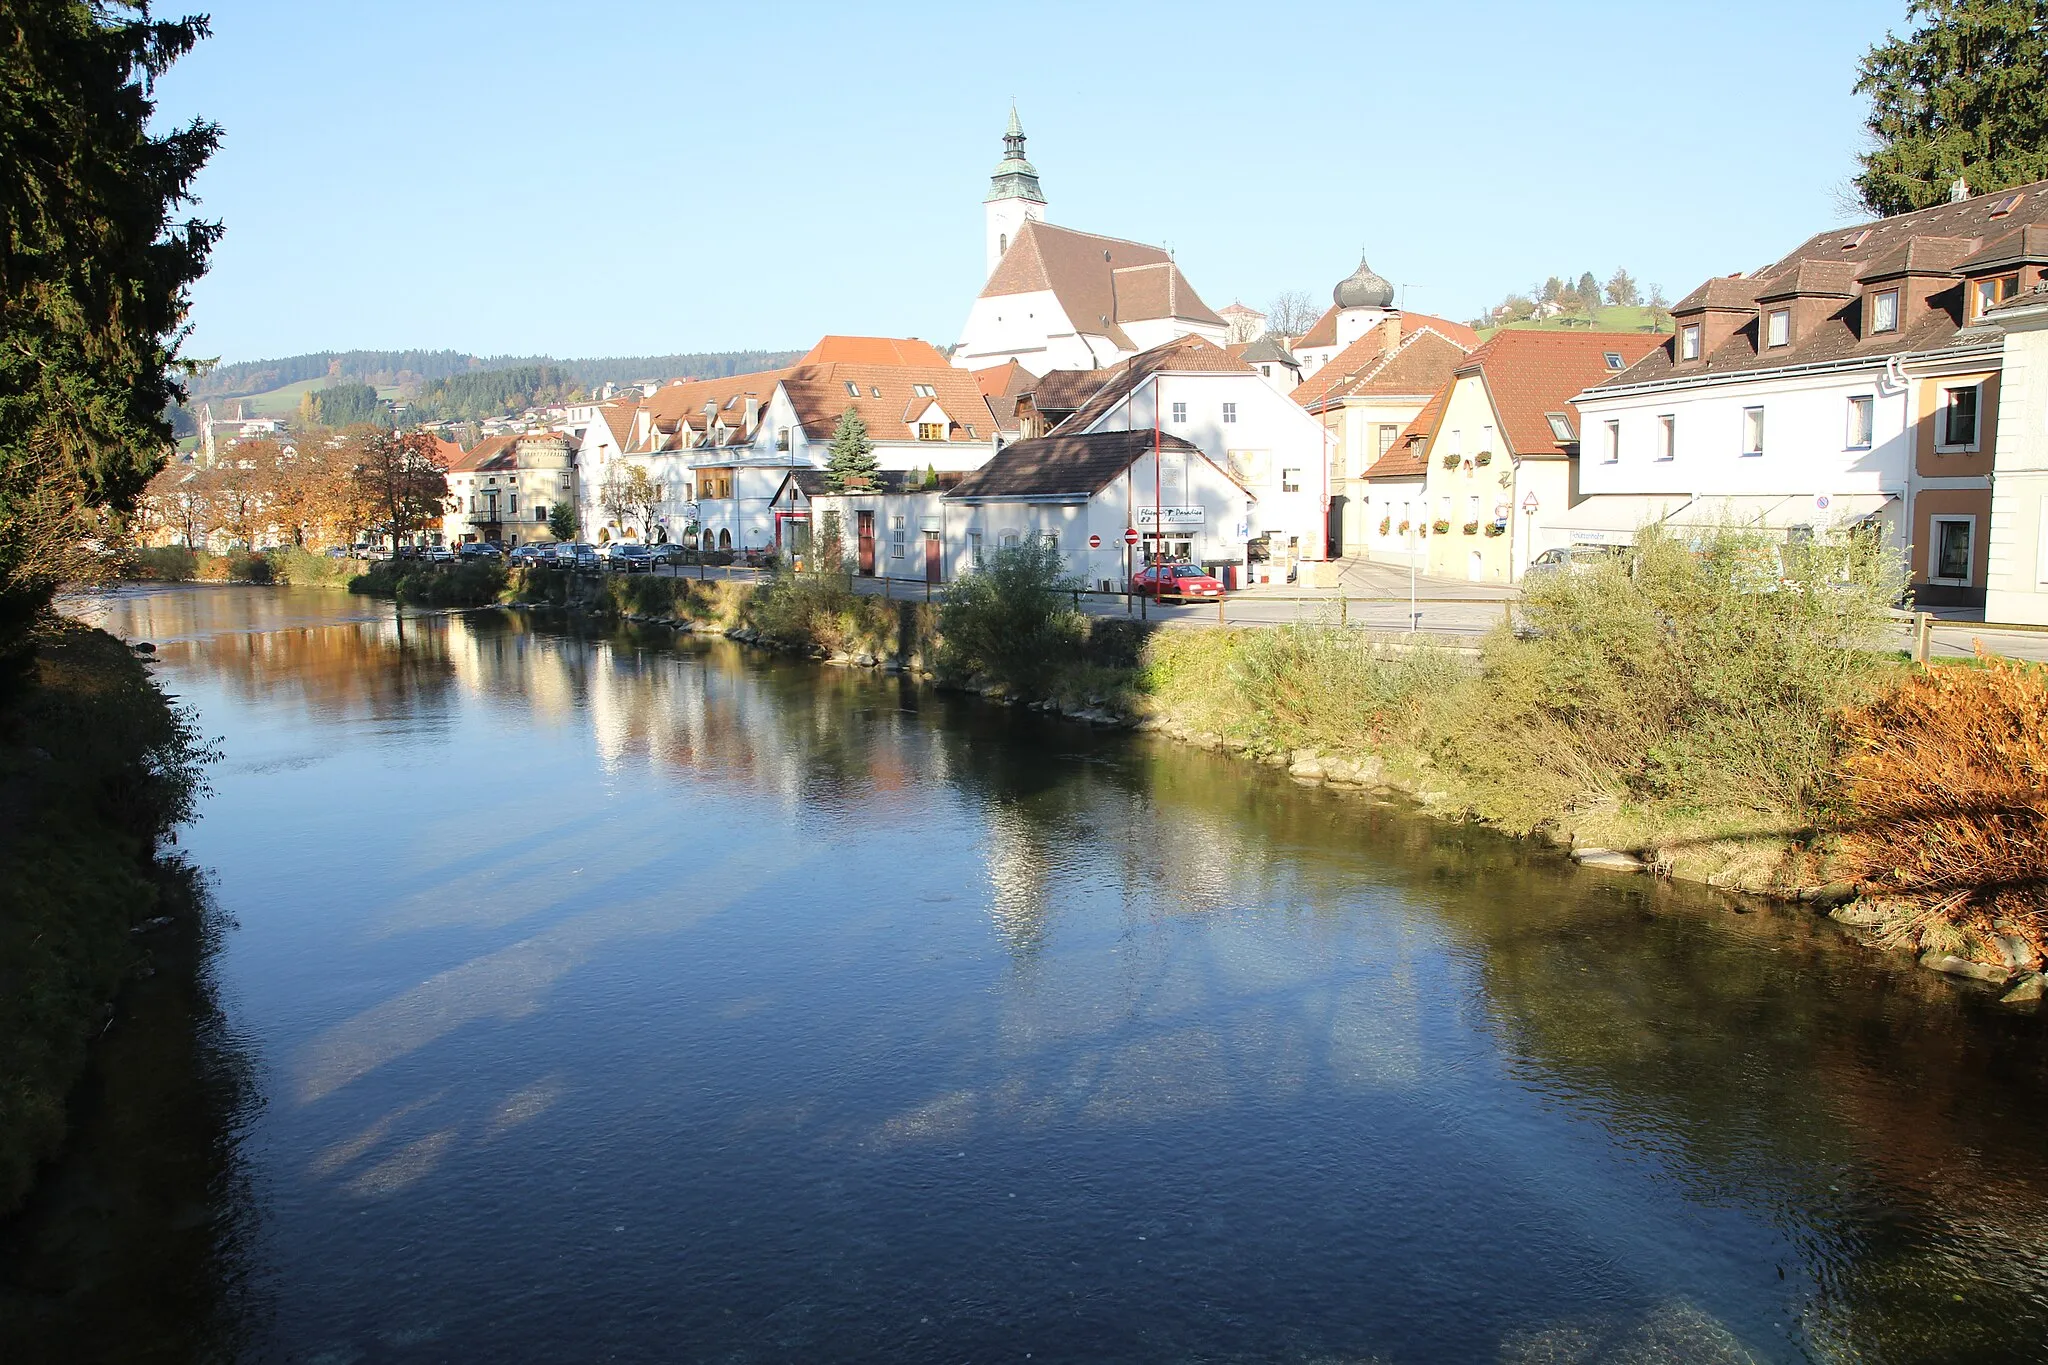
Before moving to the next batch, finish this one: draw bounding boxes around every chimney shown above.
[1380,314,1402,355]
[743,396,760,432]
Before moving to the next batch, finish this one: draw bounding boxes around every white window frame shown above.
[1741,406,1765,456]
[1656,414,1675,461]
[1280,467,1302,493]
[1221,402,1237,424]
[1935,382,1983,453]
[1679,324,1701,361]
[1845,395,1875,450]
[1170,401,1187,424]
[1871,289,1900,334]
[1603,419,1620,463]
[1929,514,1976,586]
[1766,308,1790,348]
[890,515,906,559]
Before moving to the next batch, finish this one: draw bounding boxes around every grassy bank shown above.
[348,558,506,606]
[0,618,214,1215]
[129,545,359,588]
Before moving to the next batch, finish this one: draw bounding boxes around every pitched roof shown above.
[1756,257,1863,300]
[1055,334,1253,434]
[1362,385,1448,481]
[1294,306,1480,351]
[777,361,994,442]
[1025,364,1123,417]
[972,360,1038,432]
[447,433,518,473]
[945,429,1207,500]
[1241,332,1298,367]
[980,219,1221,349]
[1292,327,1473,412]
[634,370,786,449]
[1461,330,1664,458]
[591,400,639,451]
[1854,235,1978,282]
[798,335,952,367]
[1954,222,2048,272]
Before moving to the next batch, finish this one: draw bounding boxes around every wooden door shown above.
[924,532,941,584]
[857,511,876,576]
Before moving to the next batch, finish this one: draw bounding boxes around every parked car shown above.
[649,542,688,566]
[603,543,655,573]
[1522,544,1625,585]
[458,541,503,560]
[509,543,552,565]
[1131,563,1225,601]
[419,546,456,564]
[324,546,351,559]
[555,542,600,571]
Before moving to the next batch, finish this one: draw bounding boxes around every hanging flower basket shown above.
[1397,520,1411,534]
[1475,451,1493,467]
[1378,517,1392,537]
[1484,522,1506,538]
[1432,519,1451,535]
[1441,452,1461,469]
[1462,521,1480,535]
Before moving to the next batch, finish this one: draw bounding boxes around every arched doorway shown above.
[718,528,732,550]
[1468,549,1484,582]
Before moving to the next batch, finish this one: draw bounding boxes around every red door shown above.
[857,511,876,576]
[924,531,941,584]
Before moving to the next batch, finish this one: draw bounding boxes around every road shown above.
[647,559,2048,663]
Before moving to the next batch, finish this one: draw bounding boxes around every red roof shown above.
[1462,330,1663,458]
[799,336,952,368]
[1294,306,1479,351]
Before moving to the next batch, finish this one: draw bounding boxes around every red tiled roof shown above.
[1053,335,1252,435]
[1291,328,1473,412]
[447,433,518,473]
[981,219,1221,348]
[778,361,994,443]
[1362,386,1446,481]
[1464,330,1663,458]
[799,335,952,367]
[1294,307,1478,351]
[972,359,1038,431]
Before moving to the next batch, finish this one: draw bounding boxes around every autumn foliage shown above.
[1830,656,2048,953]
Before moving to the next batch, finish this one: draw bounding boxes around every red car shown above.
[1132,563,1225,601]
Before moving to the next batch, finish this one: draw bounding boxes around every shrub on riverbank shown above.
[0,618,214,1214]
[266,547,357,588]
[129,546,200,581]
[746,571,918,657]
[1829,654,2048,962]
[936,541,1086,695]
[348,560,506,607]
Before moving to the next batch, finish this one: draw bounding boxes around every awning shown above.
[1668,492,1899,532]
[1547,494,1692,545]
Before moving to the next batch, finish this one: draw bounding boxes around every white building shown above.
[954,110,1227,373]
[1986,286,2048,623]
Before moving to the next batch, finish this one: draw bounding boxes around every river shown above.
[6,584,2047,1363]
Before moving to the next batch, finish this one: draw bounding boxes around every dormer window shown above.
[916,422,945,442]
[1679,324,1702,361]
[1545,412,1576,442]
[871,386,882,398]
[1973,274,2019,319]
[1872,289,1900,333]
[1602,351,1624,370]
[1766,308,1791,348]
[913,383,936,398]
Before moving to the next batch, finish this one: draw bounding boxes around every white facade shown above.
[954,289,1127,373]
[1988,296,2048,623]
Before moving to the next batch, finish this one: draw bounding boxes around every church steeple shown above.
[985,103,1046,206]
[984,104,1049,277]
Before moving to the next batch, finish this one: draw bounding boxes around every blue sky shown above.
[152,0,1906,366]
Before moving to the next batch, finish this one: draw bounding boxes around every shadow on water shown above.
[24,587,2048,1363]
[0,862,263,1365]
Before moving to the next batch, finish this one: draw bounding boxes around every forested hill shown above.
[187,349,804,401]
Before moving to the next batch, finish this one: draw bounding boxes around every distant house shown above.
[444,432,576,547]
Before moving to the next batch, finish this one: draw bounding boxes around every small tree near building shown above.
[620,465,662,540]
[352,429,449,551]
[824,406,879,492]
[547,501,577,541]
[1263,289,1321,338]
[1605,268,1640,308]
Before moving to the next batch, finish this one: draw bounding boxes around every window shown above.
[1766,308,1790,348]
[1932,516,1974,584]
[1603,419,1620,463]
[1222,402,1237,424]
[1467,495,1480,522]
[1481,425,1496,452]
[1872,289,1900,333]
[1546,412,1576,441]
[917,422,945,441]
[1603,351,1625,370]
[1680,324,1701,360]
[1656,414,1675,461]
[1742,406,1765,455]
[999,233,1007,255]
[776,427,790,452]
[1973,274,2019,319]
[1840,228,1872,250]
[913,383,936,398]
[1990,191,2024,218]
[1171,401,1187,423]
[1260,364,1271,377]
[891,515,905,558]
[1846,395,1874,448]
[1940,384,1980,449]
[968,529,983,565]
[507,493,517,516]
[871,386,882,398]
[844,381,859,397]
[1280,467,1301,493]
[536,503,548,523]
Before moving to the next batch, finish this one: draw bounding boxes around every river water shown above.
[7,585,2047,1364]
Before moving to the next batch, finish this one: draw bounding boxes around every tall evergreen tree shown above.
[1854,0,2048,215]
[824,406,879,492]
[0,2,219,676]
[1577,271,1603,315]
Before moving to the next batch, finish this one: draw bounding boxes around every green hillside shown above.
[1475,305,1672,342]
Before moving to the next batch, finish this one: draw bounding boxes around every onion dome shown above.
[1333,252,1395,310]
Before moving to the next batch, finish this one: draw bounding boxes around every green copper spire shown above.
[985,105,1045,206]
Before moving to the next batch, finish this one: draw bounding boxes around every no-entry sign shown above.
[1088,533,1102,549]
[1124,526,1140,546]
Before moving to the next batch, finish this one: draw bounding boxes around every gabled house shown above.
[445,432,576,547]
[1573,179,2048,608]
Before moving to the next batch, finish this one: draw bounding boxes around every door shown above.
[925,531,941,584]
[857,511,876,576]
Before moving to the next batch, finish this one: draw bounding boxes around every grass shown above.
[0,618,214,1214]
[1474,304,1671,340]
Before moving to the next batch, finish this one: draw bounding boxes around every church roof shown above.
[980,219,1222,350]
[799,336,952,367]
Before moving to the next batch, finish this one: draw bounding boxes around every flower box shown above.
[1397,521,1411,534]
[1432,519,1451,535]
[1462,521,1480,535]
[1475,451,1493,467]
[1484,522,1506,538]
[1441,452,1461,469]
[1378,517,1392,537]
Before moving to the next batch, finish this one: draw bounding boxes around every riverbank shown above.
[487,548,2044,1002]
[0,618,214,1216]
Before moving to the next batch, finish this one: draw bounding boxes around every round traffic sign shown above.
[1088,533,1102,549]
[1124,526,1140,546]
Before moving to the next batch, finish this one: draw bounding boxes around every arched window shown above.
[999,233,1008,256]
[718,528,732,550]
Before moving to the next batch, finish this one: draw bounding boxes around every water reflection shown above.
[16,586,2048,1363]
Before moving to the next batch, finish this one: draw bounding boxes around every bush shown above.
[348,559,506,606]
[226,549,271,584]
[266,547,357,588]
[1829,655,2048,957]
[936,539,1086,696]
[130,546,198,581]
[746,570,904,655]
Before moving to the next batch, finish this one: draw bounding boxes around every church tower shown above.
[984,105,1047,277]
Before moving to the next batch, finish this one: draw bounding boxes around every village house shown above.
[1984,284,2048,623]
[1369,330,1664,583]
[1288,256,1478,383]
[1570,180,2048,608]
[444,431,577,547]
[953,109,1227,372]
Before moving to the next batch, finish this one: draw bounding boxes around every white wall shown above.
[954,289,1106,373]
[1988,311,2048,623]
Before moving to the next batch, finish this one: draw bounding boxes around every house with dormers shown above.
[954,110,1228,373]
[445,432,577,548]
[1571,180,2048,608]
